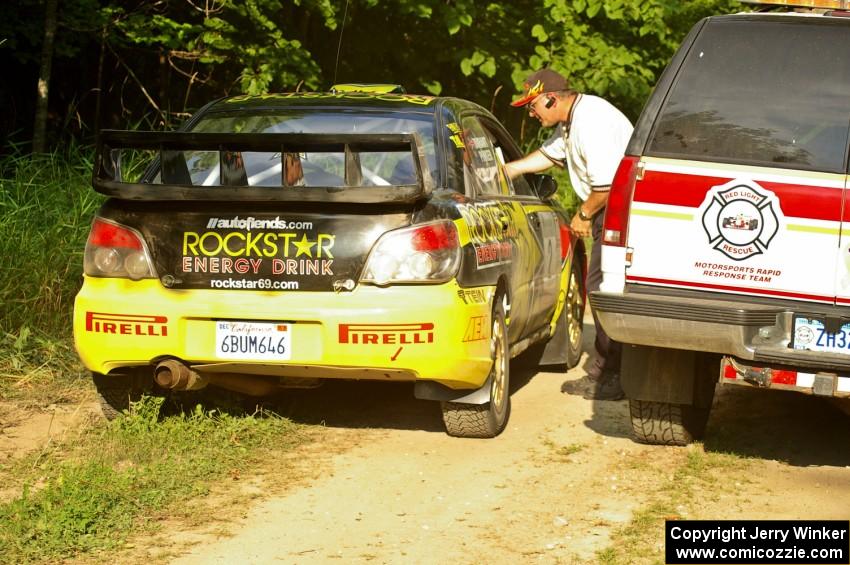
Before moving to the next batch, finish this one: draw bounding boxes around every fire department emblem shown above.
[700,180,782,261]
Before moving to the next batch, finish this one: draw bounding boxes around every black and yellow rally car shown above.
[74,87,586,438]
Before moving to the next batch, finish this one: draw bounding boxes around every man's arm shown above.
[504,149,559,179]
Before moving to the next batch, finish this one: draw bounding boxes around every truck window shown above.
[647,19,850,174]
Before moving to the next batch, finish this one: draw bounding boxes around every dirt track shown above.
[162,326,850,564]
[2,321,849,564]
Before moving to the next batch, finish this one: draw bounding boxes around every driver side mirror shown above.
[533,174,558,200]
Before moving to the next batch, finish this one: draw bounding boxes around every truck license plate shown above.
[215,321,291,360]
[792,317,850,354]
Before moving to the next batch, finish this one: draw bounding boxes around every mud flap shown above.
[539,305,568,365]
[621,344,695,405]
[414,373,492,405]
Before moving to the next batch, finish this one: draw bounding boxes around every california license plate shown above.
[215,321,292,360]
[792,316,850,354]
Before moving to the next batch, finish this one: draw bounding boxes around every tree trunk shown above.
[93,24,107,137]
[32,0,59,153]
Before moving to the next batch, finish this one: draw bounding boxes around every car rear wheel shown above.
[441,300,510,438]
[92,370,150,420]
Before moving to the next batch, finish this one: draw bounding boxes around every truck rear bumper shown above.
[720,356,850,398]
[591,289,850,372]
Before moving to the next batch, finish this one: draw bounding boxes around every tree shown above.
[32,0,58,152]
[1,0,744,149]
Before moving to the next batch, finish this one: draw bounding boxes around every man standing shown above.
[505,68,632,401]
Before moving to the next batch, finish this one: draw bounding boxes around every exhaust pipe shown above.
[153,360,279,396]
[154,359,209,391]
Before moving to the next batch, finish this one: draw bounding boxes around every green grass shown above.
[0,144,102,402]
[0,395,309,562]
[597,447,752,564]
[0,147,315,562]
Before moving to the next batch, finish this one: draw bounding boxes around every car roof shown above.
[205,92,450,115]
[717,10,850,21]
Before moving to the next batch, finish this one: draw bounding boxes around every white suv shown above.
[591,3,850,445]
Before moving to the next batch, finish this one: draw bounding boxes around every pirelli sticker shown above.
[86,312,168,336]
[338,323,434,345]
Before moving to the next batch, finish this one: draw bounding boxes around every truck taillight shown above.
[558,221,571,261]
[361,221,461,286]
[602,156,640,247]
[84,218,156,280]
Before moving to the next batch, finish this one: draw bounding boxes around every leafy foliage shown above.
[1,0,743,142]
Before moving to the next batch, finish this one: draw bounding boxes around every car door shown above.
[465,115,561,336]
[458,115,535,340]
[480,117,562,333]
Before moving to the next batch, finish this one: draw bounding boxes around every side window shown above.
[460,117,505,196]
[480,120,536,197]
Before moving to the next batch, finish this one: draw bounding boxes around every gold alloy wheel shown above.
[566,268,583,351]
[490,310,507,416]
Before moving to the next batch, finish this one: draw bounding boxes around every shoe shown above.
[561,375,598,396]
[582,373,624,401]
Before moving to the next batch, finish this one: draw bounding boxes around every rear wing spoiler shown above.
[93,130,433,203]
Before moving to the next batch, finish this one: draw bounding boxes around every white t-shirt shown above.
[539,94,633,202]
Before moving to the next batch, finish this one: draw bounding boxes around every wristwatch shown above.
[578,208,592,221]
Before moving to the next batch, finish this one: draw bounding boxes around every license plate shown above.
[215,321,291,360]
[792,317,850,354]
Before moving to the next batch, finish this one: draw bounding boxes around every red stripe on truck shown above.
[633,170,843,222]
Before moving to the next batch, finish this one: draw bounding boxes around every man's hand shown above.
[570,213,591,238]
[571,189,611,238]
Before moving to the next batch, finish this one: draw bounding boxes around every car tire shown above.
[441,300,510,438]
[629,354,717,446]
[92,370,149,421]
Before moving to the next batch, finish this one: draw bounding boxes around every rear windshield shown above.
[647,18,850,173]
[178,111,437,187]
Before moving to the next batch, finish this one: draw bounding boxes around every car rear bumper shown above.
[74,277,496,390]
[591,288,850,372]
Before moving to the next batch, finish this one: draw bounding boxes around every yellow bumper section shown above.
[74,277,496,390]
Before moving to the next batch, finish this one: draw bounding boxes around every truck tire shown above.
[628,400,708,446]
[441,300,510,438]
[629,353,717,446]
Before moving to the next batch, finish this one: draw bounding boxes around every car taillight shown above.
[602,155,640,247]
[84,218,156,280]
[361,221,461,285]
